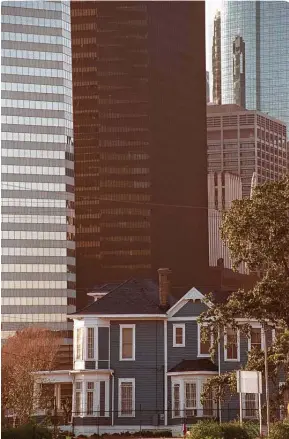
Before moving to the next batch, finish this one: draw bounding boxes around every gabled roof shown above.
[169,359,218,373]
[70,278,176,316]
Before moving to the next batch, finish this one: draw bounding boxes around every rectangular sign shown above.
[237,370,262,394]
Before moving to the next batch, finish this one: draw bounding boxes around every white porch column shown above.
[33,381,41,412]
[54,383,62,410]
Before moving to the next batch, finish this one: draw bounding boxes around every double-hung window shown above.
[172,383,180,417]
[172,378,215,418]
[198,324,212,357]
[249,327,262,351]
[120,324,135,360]
[119,378,135,417]
[243,393,258,418]
[224,327,240,361]
[87,328,95,359]
[173,324,185,347]
[86,382,94,415]
[75,382,82,415]
[185,382,197,417]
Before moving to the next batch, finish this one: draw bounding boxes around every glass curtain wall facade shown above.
[221,1,289,128]
[1,1,76,341]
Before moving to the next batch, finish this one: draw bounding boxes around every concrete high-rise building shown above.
[212,10,221,105]
[72,2,209,307]
[207,105,288,198]
[207,172,246,273]
[221,1,289,128]
[1,1,76,343]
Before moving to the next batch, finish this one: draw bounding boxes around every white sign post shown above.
[237,370,262,435]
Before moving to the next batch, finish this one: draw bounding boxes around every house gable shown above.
[167,287,209,318]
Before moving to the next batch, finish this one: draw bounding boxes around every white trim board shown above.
[167,287,209,317]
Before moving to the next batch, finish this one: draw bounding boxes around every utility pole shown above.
[53,395,58,439]
[263,324,270,436]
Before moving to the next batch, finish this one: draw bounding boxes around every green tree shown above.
[199,177,289,407]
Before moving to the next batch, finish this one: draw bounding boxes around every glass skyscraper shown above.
[221,1,289,128]
[1,1,76,341]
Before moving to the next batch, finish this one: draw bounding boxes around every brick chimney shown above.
[158,268,171,308]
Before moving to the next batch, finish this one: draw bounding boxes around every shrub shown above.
[190,420,259,439]
[190,420,223,439]
[268,420,289,439]
[2,423,52,439]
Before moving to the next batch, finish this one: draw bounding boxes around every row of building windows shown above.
[1,149,66,160]
[6,1,65,11]
[80,208,151,217]
[2,182,66,192]
[102,221,150,229]
[104,264,151,270]
[99,152,149,161]
[2,132,69,144]
[102,249,151,256]
[1,313,67,322]
[1,14,65,28]
[2,214,69,224]
[1,198,71,208]
[2,297,68,306]
[100,167,149,175]
[98,194,151,202]
[2,115,72,128]
[2,280,68,289]
[1,264,69,273]
[2,98,72,112]
[1,247,70,257]
[2,65,72,81]
[99,180,150,189]
[2,231,67,240]
[2,82,72,96]
[100,235,151,242]
[2,48,71,63]
[2,165,66,176]
[1,31,71,47]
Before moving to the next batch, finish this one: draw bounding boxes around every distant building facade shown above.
[212,10,221,105]
[221,0,289,128]
[207,105,288,198]
[72,2,209,307]
[206,71,210,103]
[208,172,246,273]
[1,1,76,346]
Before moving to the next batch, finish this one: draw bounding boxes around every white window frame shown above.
[173,324,185,347]
[198,323,213,357]
[119,324,135,361]
[172,382,181,418]
[86,327,96,360]
[248,326,264,352]
[74,381,83,417]
[242,393,258,419]
[224,327,240,362]
[118,378,135,418]
[171,376,216,419]
[76,327,83,361]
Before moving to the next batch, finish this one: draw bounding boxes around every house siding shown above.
[174,301,208,317]
[110,320,164,426]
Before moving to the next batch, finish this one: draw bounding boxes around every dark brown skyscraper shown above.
[212,10,222,105]
[72,2,209,307]
[233,35,246,108]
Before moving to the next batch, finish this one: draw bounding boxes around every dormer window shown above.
[173,324,185,347]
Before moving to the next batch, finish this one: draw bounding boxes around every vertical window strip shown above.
[120,380,134,416]
[87,327,95,359]
[76,328,83,360]
[173,383,180,417]
[86,382,94,416]
[75,382,82,415]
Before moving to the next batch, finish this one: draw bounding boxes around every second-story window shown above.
[198,324,212,357]
[249,327,262,351]
[120,324,135,361]
[87,328,95,359]
[224,327,240,361]
[76,328,83,360]
[173,324,185,347]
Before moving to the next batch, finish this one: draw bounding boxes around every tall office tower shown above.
[207,171,246,273]
[207,105,288,198]
[72,2,209,306]
[1,1,76,345]
[206,71,210,103]
[221,1,289,128]
[212,10,221,105]
[233,35,245,108]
